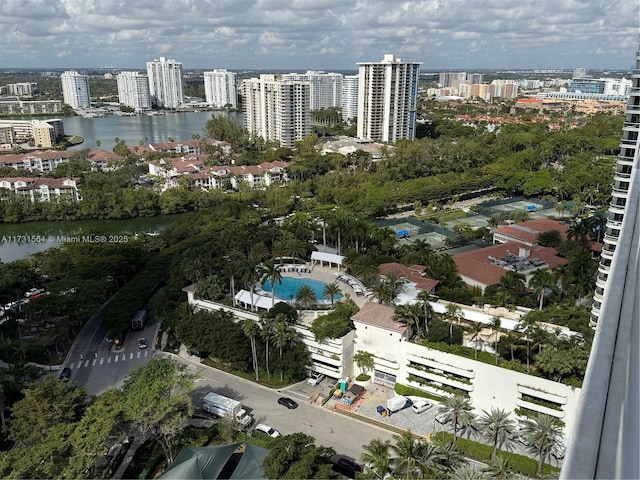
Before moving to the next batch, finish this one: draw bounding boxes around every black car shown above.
[59,367,72,381]
[277,397,298,409]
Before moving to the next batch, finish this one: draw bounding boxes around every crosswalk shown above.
[69,350,151,369]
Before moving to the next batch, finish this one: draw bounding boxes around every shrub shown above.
[356,374,371,381]
[394,383,445,402]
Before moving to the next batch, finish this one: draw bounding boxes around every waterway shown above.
[63,110,242,152]
[0,215,178,263]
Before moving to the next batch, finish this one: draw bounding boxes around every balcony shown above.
[516,398,565,418]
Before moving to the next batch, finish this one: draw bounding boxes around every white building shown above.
[204,69,237,108]
[241,74,311,148]
[146,57,184,109]
[116,71,152,112]
[357,54,421,142]
[7,83,38,96]
[342,75,359,122]
[60,71,91,108]
[282,71,343,111]
[0,177,80,202]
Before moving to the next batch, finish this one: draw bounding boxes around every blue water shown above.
[262,277,342,302]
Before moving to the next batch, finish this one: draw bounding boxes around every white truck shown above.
[202,392,253,428]
[387,395,413,413]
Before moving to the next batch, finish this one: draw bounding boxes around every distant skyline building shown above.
[60,71,90,109]
[7,83,38,96]
[342,74,359,122]
[569,77,632,96]
[241,74,311,148]
[146,57,184,109]
[204,69,237,108]
[439,71,467,89]
[357,53,421,142]
[116,71,151,112]
[572,67,588,79]
[282,71,343,111]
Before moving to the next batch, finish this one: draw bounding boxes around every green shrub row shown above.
[394,382,446,403]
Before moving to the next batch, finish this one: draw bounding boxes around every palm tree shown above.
[240,319,260,381]
[567,220,590,246]
[477,407,515,458]
[354,350,375,376]
[445,303,462,342]
[271,318,294,382]
[447,464,484,480]
[322,281,342,308]
[521,413,564,478]
[416,289,436,336]
[489,316,502,365]
[528,269,556,311]
[414,442,445,478]
[295,284,317,310]
[437,394,476,444]
[516,314,538,373]
[432,437,464,474]
[259,317,275,381]
[501,331,522,362]
[481,454,514,480]
[499,270,526,299]
[360,438,392,480]
[391,431,422,479]
[394,303,422,339]
[467,321,484,359]
[260,259,282,307]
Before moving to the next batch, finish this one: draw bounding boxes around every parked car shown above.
[105,330,116,343]
[254,423,280,438]
[330,455,363,476]
[411,400,432,414]
[435,412,450,424]
[138,338,148,349]
[59,367,72,381]
[24,288,44,298]
[307,371,325,386]
[277,397,298,409]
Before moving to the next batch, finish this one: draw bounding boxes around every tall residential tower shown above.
[282,71,343,111]
[241,74,311,148]
[146,57,183,109]
[342,75,358,122]
[204,69,237,108]
[357,54,420,142]
[61,71,91,109]
[116,72,151,112]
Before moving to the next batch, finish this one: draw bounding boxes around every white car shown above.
[411,400,432,414]
[435,412,450,424]
[24,288,44,298]
[254,423,280,438]
[307,372,325,386]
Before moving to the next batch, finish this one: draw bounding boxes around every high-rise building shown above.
[357,54,421,142]
[60,71,91,109]
[204,69,237,108]
[116,72,151,112]
[560,39,640,480]
[342,75,359,122]
[282,71,343,111]
[241,74,311,148]
[146,57,184,109]
[439,71,467,89]
[467,73,484,85]
[572,67,588,79]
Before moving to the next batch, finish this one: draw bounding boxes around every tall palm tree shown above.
[240,319,260,381]
[481,454,514,480]
[295,284,317,310]
[432,437,464,475]
[516,314,538,373]
[394,303,422,339]
[361,438,392,480]
[354,350,375,376]
[477,407,515,458]
[223,252,245,305]
[521,413,564,478]
[528,269,556,311]
[467,321,484,359]
[414,442,445,478]
[445,303,462,342]
[259,317,275,381]
[322,281,342,308]
[260,260,282,307]
[489,316,502,365]
[271,318,294,382]
[437,394,476,444]
[416,290,435,337]
[499,270,526,299]
[391,431,422,479]
[501,331,522,362]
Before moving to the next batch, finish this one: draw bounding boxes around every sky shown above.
[1,0,638,72]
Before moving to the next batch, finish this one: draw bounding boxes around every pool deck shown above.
[280,265,369,308]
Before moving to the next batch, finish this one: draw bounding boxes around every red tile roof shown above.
[494,218,570,245]
[378,263,439,292]
[352,302,407,332]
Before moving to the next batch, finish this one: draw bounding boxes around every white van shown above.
[254,423,280,438]
[411,400,432,414]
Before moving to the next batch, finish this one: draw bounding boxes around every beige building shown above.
[0,119,64,148]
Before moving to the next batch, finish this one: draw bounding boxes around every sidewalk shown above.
[113,434,147,480]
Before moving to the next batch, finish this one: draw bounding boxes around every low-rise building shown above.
[0,177,81,202]
[0,148,122,173]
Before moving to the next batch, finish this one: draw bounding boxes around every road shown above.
[62,311,159,397]
[171,353,397,461]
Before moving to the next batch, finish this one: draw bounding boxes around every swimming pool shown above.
[262,277,342,303]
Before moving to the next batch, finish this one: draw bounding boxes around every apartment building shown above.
[341,75,358,122]
[204,69,237,108]
[439,71,467,89]
[0,99,62,115]
[0,177,80,202]
[61,71,91,108]
[282,71,343,111]
[7,82,38,96]
[0,119,64,148]
[357,54,421,142]
[241,74,311,148]
[116,72,152,112]
[146,57,184,109]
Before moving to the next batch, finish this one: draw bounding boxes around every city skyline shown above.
[0,0,637,71]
